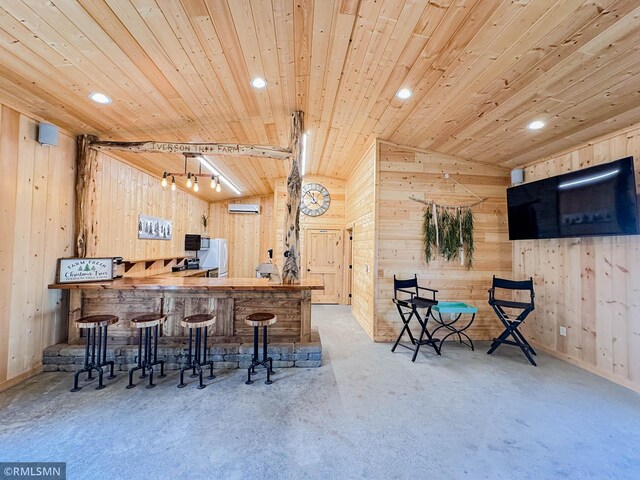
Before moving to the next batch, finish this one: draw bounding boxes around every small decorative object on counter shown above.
[268,262,282,284]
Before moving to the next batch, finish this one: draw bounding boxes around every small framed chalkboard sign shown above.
[56,258,114,283]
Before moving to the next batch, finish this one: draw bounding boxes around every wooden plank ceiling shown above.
[0,0,638,201]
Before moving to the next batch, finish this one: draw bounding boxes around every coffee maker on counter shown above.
[183,234,208,270]
[185,258,200,270]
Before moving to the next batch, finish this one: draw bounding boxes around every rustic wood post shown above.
[75,135,99,258]
[282,111,304,284]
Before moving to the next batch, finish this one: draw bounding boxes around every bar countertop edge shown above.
[48,277,324,291]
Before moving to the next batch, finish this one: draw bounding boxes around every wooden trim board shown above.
[0,365,43,394]
[532,342,640,395]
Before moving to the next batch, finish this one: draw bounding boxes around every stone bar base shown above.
[43,332,321,372]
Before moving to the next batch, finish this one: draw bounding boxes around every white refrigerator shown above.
[199,238,228,277]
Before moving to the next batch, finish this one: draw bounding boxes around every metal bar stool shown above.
[70,315,118,392]
[126,314,167,389]
[178,314,216,389]
[245,313,277,385]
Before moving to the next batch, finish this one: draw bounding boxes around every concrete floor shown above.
[1,305,639,480]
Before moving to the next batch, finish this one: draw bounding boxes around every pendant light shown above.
[161,154,243,196]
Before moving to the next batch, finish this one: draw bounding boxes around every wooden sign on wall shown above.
[138,214,173,240]
[57,258,114,283]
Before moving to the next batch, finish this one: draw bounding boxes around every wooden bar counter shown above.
[49,278,323,345]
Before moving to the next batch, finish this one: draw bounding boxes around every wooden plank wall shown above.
[0,105,75,390]
[273,174,346,301]
[514,124,640,392]
[88,151,209,274]
[375,141,512,341]
[345,142,377,338]
[209,195,275,277]
[273,174,345,260]
[208,174,346,294]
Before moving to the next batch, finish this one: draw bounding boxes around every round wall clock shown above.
[300,183,331,217]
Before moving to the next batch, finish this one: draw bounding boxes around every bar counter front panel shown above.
[49,278,323,345]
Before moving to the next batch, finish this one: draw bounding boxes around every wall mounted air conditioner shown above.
[228,204,260,214]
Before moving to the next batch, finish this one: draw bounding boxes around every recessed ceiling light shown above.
[89,92,112,104]
[251,77,267,89]
[528,120,545,130]
[396,88,412,100]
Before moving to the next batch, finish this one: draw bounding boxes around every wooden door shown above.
[304,229,343,304]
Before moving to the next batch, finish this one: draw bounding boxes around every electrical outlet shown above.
[559,326,567,337]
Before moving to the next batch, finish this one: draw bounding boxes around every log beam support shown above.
[90,140,291,159]
[282,111,304,284]
[75,135,99,258]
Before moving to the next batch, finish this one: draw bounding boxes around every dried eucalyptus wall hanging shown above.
[422,204,474,268]
[411,173,484,269]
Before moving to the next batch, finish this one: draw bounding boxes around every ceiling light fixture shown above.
[161,155,242,196]
[88,92,112,104]
[396,88,412,100]
[528,120,545,130]
[300,132,308,176]
[197,156,242,195]
[251,77,267,89]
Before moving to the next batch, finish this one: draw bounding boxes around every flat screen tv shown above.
[507,156,639,240]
